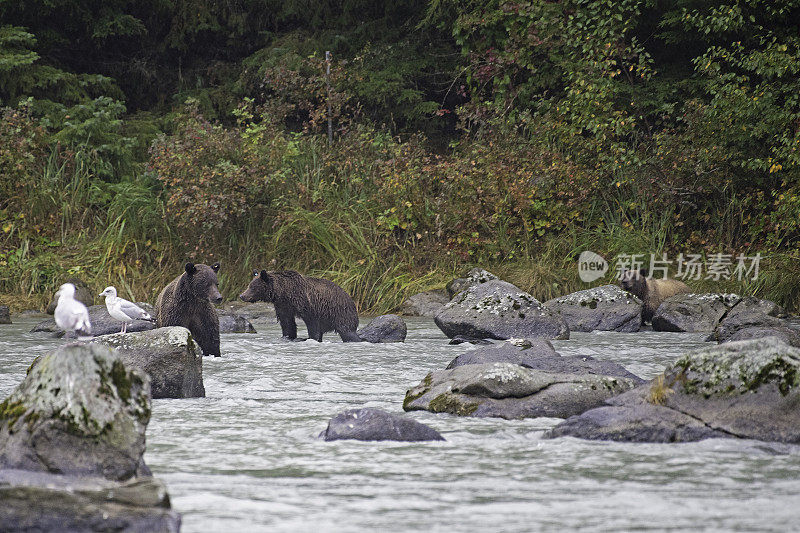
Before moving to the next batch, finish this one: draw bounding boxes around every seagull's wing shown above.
[118,298,152,321]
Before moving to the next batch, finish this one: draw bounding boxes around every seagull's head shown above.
[99,286,117,299]
[57,283,76,300]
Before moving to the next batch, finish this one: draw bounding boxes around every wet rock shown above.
[446,268,498,299]
[723,326,800,347]
[321,408,444,442]
[45,278,93,314]
[16,310,48,319]
[404,363,637,419]
[546,337,800,443]
[32,304,156,337]
[708,297,793,343]
[358,314,407,343]
[543,285,642,332]
[217,301,276,319]
[652,293,739,332]
[93,327,205,399]
[0,305,10,324]
[0,344,151,480]
[435,279,569,341]
[0,469,180,533]
[218,313,256,333]
[399,289,451,317]
[448,336,494,345]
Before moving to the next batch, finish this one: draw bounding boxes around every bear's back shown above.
[155,274,183,327]
[305,276,358,330]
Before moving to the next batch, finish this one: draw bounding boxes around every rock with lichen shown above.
[320,408,444,442]
[403,362,636,419]
[546,337,800,443]
[445,268,498,299]
[652,293,740,332]
[543,285,643,332]
[93,326,205,399]
[434,279,569,341]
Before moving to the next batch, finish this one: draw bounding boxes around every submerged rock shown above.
[218,313,257,334]
[32,304,156,337]
[399,289,451,317]
[0,305,10,324]
[446,268,498,299]
[0,344,151,480]
[93,327,205,399]
[652,293,739,333]
[321,408,444,442]
[448,336,494,345]
[435,279,569,341]
[543,285,642,332]
[547,337,800,443]
[358,314,407,343]
[404,363,637,419]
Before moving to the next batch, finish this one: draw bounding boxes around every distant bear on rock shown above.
[156,262,223,357]
[239,270,360,342]
[619,268,691,323]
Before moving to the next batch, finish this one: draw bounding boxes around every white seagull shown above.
[99,286,153,333]
[54,283,92,338]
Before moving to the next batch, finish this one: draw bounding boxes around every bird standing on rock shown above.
[99,286,153,333]
[54,283,92,337]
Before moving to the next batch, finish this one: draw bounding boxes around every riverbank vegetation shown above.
[1,0,799,312]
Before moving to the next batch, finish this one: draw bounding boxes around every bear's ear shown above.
[639,267,648,278]
[211,262,220,273]
[185,262,197,276]
[259,269,269,280]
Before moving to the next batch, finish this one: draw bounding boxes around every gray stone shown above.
[218,313,257,333]
[448,336,494,345]
[358,314,407,343]
[399,289,451,317]
[723,327,800,347]
[93,327,205,399]
[543,285,642,332]
[45,278,94,314]
[445,342,644,383]
[32,304,156,337]
[0,305,10,324]
[446,268,498,299]
[404,363,637,419]
[546,337,800,443]
[708,297,793,343]
[652,293,739,332]
[435,279,569,341]
[217,301,276,319]
[321,408,444,442]
[0,344,151,481]
[0,469,180,533]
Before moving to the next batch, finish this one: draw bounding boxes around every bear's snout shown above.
[239,292,252,302]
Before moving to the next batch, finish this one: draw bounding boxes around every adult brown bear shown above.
[619,268,691,323]
[156,262,223,356]
[240,270,360,342]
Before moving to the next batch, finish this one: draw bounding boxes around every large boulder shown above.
[546,337,800,443]
[45,278,94,314]
[445,342,644,383]
[399,289,451,317]
[403,363,637,419]
[93,327,205,399]
[218,313,257,333]
[0,344,151,480]
[708,296,792,343]
[543,285,642,332]
[0,305,10,324]
[434,279,569,341]
[0,470,180,532]
[446,268,498,299]
[723,326,800,347]
[32,304,156,337]
[358,314,407,343]
[652,293,739,332]
[320,408,444,442]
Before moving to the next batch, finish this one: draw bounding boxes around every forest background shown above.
[1,0,798,313]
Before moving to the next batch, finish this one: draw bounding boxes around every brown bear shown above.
[156,262,223,356]
[239,269,360,342]
[619,268,691,323]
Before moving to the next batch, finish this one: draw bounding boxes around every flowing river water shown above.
[1,316,799,532]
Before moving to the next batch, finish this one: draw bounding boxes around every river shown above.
[1,317,799,532]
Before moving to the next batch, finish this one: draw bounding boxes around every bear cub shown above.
[156,262,223,356]
[619,268,691,323]
[240,269,360,342]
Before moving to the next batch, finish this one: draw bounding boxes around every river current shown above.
[1,317,799,532]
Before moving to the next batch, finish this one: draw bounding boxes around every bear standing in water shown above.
[240,270,361,342]
[619,268,691,323]
[156,262,223,356]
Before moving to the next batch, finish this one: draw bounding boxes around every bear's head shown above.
[239,269,275,303]
[618,268,648,298]
[184,262,223,304]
